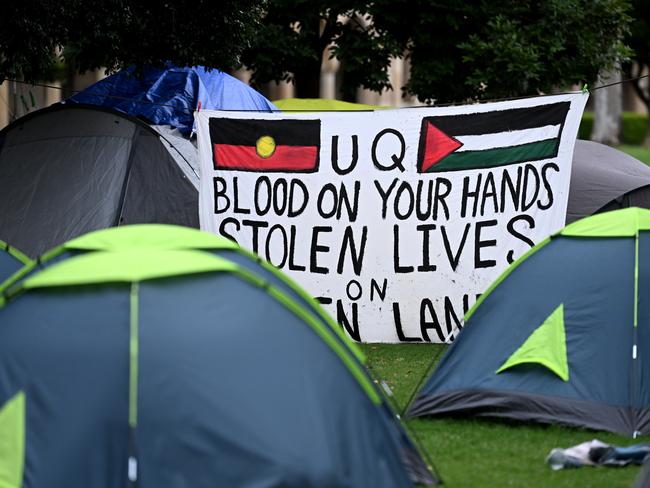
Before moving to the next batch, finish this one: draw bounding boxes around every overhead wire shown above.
[2,73,649,114]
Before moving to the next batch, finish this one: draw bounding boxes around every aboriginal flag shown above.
[210,118,321,172]
[417,101,571,173]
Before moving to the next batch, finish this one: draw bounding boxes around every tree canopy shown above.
[372,0,631,103]
[244,0,632,102]
[240,0,402,99]
[0,0,634,105]
[0,1,265,82]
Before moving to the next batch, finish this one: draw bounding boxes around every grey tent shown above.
[0,104,200,257]
[567,140,650,224]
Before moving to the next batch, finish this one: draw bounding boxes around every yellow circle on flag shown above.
[256,135,276,158]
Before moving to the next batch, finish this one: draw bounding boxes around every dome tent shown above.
[0,240,29,283]
[0,226,438,486]
[408,208,650,437]
[0,104,199,258]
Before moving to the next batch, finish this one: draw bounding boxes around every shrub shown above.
[621,112,648,145]
[578,112,594,140]
[579,112,648,144]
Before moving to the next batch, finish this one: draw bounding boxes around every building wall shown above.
[0,69,105,130]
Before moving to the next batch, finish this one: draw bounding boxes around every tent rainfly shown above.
[0,224,438,487]
[69,65,278,135]
[408,208,650,437]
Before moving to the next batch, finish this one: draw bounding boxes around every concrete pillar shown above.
[591,67,622,145]
[44,81,62,107]
[266,81,294,101]
[320,49,339,100]
[0,82,10,129]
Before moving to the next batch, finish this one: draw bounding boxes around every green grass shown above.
[580,113,648,145]
[618,145,650,166]
[361,343,644,488]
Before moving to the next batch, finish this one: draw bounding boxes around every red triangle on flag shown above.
[419,122,463,173]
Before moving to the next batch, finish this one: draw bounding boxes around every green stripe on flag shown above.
[428,138,559,172]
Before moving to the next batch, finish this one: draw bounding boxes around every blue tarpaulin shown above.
[67,65,277,135]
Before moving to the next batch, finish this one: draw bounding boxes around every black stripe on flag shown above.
[210,118,320,147]
[430,102,571,137]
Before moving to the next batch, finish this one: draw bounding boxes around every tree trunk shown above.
[293,61,322,99]
[591,67,622,145]
[59,61,77,100]
[628,63,650,147]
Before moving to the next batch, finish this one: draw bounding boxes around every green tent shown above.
[0,240,29,285]
[0,225,438,487]
[409,208,650,436]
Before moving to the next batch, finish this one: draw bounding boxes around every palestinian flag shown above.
[210,118,321,173]
[417,101,571,173]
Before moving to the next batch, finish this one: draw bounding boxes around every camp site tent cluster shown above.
[0,224,437,487]
[408,207,650,437]
[0,73,441,487]
[2,73,650,483]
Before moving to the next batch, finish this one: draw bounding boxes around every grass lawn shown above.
[361,343,644,487]
[618,145,650,166]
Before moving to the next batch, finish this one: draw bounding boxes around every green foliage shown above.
[0,1,265,82]
[578,112,595,140]
[372,0,632,103]
[244,0,631,101]
[241,1,402,99]
[622,112,649,145]
[579,112,648,144]
[362,344,643,488]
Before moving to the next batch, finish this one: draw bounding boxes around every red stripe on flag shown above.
[214,144,318,172]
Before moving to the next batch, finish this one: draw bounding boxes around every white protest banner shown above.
[197,93,588,343]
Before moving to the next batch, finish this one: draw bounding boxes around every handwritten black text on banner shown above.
[197,94,587,343]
